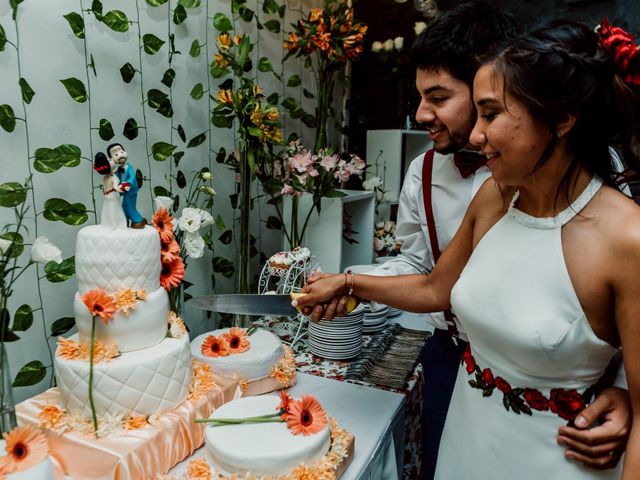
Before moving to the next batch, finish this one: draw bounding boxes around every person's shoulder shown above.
[596,186,640,252]
[472,177,513,212]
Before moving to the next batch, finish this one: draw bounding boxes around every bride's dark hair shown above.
[484,19,640,199]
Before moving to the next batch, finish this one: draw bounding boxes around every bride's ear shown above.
[556,114,577,139]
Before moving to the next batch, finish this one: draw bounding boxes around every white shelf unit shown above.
[366,129,432,203]
[283,190,375,273]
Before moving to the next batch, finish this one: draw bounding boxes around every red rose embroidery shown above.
[482,368,494,387]
[549,389,586,421]
[463,346,475,374]
[494,376,512,394]
[523,388,549,411]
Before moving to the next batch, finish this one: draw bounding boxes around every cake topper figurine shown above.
[93,151,127,230]
[107,143,147,229]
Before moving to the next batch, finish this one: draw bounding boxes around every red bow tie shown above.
[453,151,487,178]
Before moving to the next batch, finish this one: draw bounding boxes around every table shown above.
[170,372,406,480]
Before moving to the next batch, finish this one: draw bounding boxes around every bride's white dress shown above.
[436,176,621,479]
[101,175,127,230]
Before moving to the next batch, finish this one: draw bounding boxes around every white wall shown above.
[0,0,325,402]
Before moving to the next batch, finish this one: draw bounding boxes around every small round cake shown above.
[268,251,292,276]
[191,328,284,381]
[204,395,330,476]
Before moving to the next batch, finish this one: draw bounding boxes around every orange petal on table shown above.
[152,208,174,243]
[201,335,230,358]
[80,289,116,324]
[285,395,327,436]
[0,426,49,474]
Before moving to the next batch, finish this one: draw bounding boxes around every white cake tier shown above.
[205,395,330,476]
[0,440,55,480]
[55,334,192,418]
[75,225,162,295]
[191,328,284,381]
[74,286,168,352]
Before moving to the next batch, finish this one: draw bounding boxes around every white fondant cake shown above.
[0,439,55,480]
[204,395,330,476]
[55,334,192,418]
[191,328,284,380]
[74,225,169,351]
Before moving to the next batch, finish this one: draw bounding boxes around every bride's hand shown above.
[293,273,345,322]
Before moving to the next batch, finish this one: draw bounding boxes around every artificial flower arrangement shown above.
[373,220,401,257]
[0,425,49,476]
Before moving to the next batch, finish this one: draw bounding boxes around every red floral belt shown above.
[462,344,587,422]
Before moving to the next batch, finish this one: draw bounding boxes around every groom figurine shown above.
[107,143,147,229]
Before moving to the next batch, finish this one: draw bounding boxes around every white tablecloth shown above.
[170,372,406,479]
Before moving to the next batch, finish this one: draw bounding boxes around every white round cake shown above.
[55,334,192,418]
[204,395,330,476]
[191,328,284,381]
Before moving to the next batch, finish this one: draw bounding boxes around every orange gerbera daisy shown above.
[152,208,174,243]
[38,404,65,429]
[57,337,80,360]
[0,426,49,474]
[223,327,250,354]
[186,457,212,480]
[285,395,327,436]
[113,288,138,316]
[80,289,116,324]
[160,257,185,291]
[201,335,230,358]
[276,390,293,418]
[124,415,148,430]
[160,238,180,263]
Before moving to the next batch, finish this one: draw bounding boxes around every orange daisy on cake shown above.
[223,327,250,354]
[57,337,80,360]
[160,257,185,291]
[186,457,212,480]
[285,395,328,436]
[113,288,139,316]
[201,335,230,357]
[276,390,294,419]
[152,208,174,243]
[160,238,180,263]
[80,289,116,324]
[124,415,148,430]
[38,404,66,429]
[0,426,49,474]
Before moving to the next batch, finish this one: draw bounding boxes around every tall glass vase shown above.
[0,342,17,433]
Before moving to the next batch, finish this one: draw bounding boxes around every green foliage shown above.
[147,88,173,117]
[50,317,75,337]
[102,10,129,32]
[98,119,115,141]
[179,0,201,7]
[120,62,136,83]
[0,104,16,133]
[9,0,24,21]
[91,0,104,19]
[151,142,177,161]
[161,68,176,88]
[212,256,234,278]
[60,77,87,103]
[63,12,85,39]
[44,256,75,282]
[0,182,27,207]
[262,0,279,14]
[43,199,88,225]
[257,57,274,73]
[190,82,204,100]
[18,78,35,104]
[12,360,46,387]
[0,24,7,51]
[145,0,168,6]
[123,118,139,140]
[287,74,301,87]
[213,13,232,32]
[264,20,280,34]
[265,215,281,229]
[173,5,187,25]
[218,229,232,244]
[0,233,24,258]
[33,145,81,173]
[187,132,207,148]
[189,40,201,57]
[11,305,32,332]
[143,33,165,55]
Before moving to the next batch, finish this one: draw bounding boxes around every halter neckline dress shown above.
[435,176,621,479]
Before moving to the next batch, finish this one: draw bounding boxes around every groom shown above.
[107,143,147,229]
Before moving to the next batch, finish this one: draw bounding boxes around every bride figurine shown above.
[93,152,127,229]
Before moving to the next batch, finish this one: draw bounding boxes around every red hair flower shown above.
[597,18,640,87]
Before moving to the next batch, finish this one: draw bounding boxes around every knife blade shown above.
[187,294,299,316]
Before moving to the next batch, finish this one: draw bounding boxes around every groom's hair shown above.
[106,143,124,159]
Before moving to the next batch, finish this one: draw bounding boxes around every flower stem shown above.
[195,414,283,426]
[88,316,99,437]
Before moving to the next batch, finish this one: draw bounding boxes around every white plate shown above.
[343,264,378,274]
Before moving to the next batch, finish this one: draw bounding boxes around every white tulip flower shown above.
[31,237,63,264]
[155,196,173,212]
[199,209,214,228]
[184,232,205,259]
[178,208,202,233]
[201,171,212,181]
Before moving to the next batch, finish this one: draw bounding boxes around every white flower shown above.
[201,171,212,181]
[199,209,214,228]
[198,185,217,196]
[414,21,427,36]
[178,208,201,233]
[376,221,385,229]
[362,176,382,191]
[184,232,205,258]
[382,191,395,203]
[155,196,173,212]
[0,238,12,255]
[383,39,394,52]
[31,237,63,264]
[384,221,396,234]
[371,41,383,53]
[393,36,404,50]
[376,190,383,202]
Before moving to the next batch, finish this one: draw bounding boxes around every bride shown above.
[93,152,127,230]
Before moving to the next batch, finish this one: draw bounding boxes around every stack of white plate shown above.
[307,305,365,360]
[363,306,388,334]
[387,307,402,318]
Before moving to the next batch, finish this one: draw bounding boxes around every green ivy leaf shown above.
[213,13,232,32]
[238,6,254,23]
[102,10,129,32]
[176,170,186,188]
[120,62,136,83]
[211,112,233,128]
[142,33,165,55]
[44,256,75,282]
[278,4,286,18]
[262,0,279,14]
[264,19,280,33]
[0,24,7,52]
[266,92,279,105]
[91,0,103,19]
[172,151,183,167]
[215,213,225,230]
[12,305,32,332]
[287,75,301,87]
[147,88,168,108]
[18,78,35,104]
[12,360,46,387]
[145,0,168,5]
[302,113,316,128]
[43,199,88,225]
[153,185,171,197]
[10,0,24,21]
[0,232,24,258]
[179,0,201,7]
[325,189,347,198]
[215,148,226,164]
[303,88,314,99]
[257,57,274,73]
[187,132,206,148]
[151,142,177,161]
[34,145,81,173]
[135,169,144,189]
[0,182,27,207]
[50,317,75,337]
[122,118,139,140]
[281,97,297,110]
[190,82,204,100]
[98,119,115,141]
[157,99,173,117]
[161,68,176,88]
[212,256,234,278]
[0,104,16,133]
[265,216,282,230]
[173,5,187,25]
[60,77,87,103]
[189,40,201,57]
[63,12,85,39]
[177,124,186,143]
[210,64,229,79]
[218,229,232,244]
